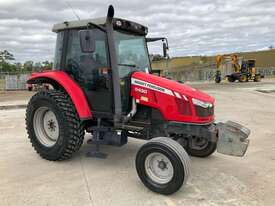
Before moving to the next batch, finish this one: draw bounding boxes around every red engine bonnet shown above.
[131,72,215,124]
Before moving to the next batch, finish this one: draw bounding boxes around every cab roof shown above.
[52,17,106,32]
[52,17,147,34]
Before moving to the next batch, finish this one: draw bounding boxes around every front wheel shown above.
[136,137,190,195]
[215,71,221,83]
[177,136,217,157]
[227,76,235,82]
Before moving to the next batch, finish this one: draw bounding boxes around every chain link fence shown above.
[0,73,31,91]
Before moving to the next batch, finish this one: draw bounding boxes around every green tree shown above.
[151,54,165,61]
[23,61,34,72]
[33,62,42,72]
[0,50,15,73]
[0,50,15,62]
[42,60,53,69]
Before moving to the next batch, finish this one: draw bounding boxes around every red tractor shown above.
[26,5,250,195]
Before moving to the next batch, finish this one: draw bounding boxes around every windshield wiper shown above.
[118,63,136,68]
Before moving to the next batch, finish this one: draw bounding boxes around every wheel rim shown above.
[33,107,59,147]
[145,152,174,184]
[189,136,208,150]
[240,75,247,82]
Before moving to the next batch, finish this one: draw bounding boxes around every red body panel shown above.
[28,70,214,124]
[28,71,92,119]
[131,72,215,124]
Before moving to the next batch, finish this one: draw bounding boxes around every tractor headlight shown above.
[192,98,213,109]
[116,20,122,27]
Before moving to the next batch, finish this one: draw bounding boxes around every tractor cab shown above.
[52,16,154,117]
[247,59,256,68]
[241,59,255,72]
[51,6,172,124]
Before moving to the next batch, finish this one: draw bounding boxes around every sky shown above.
[0,0,274,63]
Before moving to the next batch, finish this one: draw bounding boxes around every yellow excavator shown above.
[215,54,261,83]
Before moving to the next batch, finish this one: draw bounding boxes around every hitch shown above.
[216,121,250,157]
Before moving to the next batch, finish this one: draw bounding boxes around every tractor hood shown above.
[131,72,215,104]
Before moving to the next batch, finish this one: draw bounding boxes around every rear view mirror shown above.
[146,37,169,59]
[162,40,169,58]
[163,42,167,58]
[79,30,95,53]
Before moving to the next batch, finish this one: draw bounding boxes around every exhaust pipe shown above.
[105,5,122,124]
[124,98,137,122]
[107,5,114,19]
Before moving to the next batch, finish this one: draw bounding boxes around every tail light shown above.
[175,96,192,115]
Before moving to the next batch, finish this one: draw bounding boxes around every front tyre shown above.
[26,90,84,161]
[136,137,190,195]
[184,136,217,157]
[227,75,235,82]
[215,71,221,83]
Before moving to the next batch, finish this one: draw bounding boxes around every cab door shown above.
[65,29,113,117]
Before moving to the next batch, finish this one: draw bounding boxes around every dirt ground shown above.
[0,90,34,103]
[0,81,275,206]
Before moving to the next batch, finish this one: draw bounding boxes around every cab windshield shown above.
[114,31,151,78]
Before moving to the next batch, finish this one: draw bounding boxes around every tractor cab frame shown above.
[53,9,152,124]
[51,8,169,127]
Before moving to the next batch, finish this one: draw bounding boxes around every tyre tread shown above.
[149,137,190,184]
[26,90,84,161]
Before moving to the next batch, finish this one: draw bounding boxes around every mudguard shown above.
[27,70,92,120]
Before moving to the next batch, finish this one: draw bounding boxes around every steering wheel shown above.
[67,59,83,80]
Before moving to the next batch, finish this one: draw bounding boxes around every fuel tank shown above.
[131,72,215,124]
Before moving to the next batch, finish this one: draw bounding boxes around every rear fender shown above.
[27,71,92,120]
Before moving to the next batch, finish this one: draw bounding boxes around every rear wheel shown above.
[26,90,84,161]
[254,74,261,82]
[239,74,248,82]
[136,137,190,195]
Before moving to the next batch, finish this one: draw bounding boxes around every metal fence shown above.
[0,73,31,91]
[165,67,275,82]
[0,67,275,90]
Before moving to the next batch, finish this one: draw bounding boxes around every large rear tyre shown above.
[254,74,261,82]
[239,74,248,82]
[26,90,84,161]
[136,137,190,195]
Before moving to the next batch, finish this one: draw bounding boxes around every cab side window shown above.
[53,31,64,69]
[65,29,110,90]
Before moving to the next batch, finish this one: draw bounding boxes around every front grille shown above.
[195,105,214,117]
[175,98,192,115]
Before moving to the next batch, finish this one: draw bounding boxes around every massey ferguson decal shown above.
[131,78,174,96]
[135,87,148,94]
